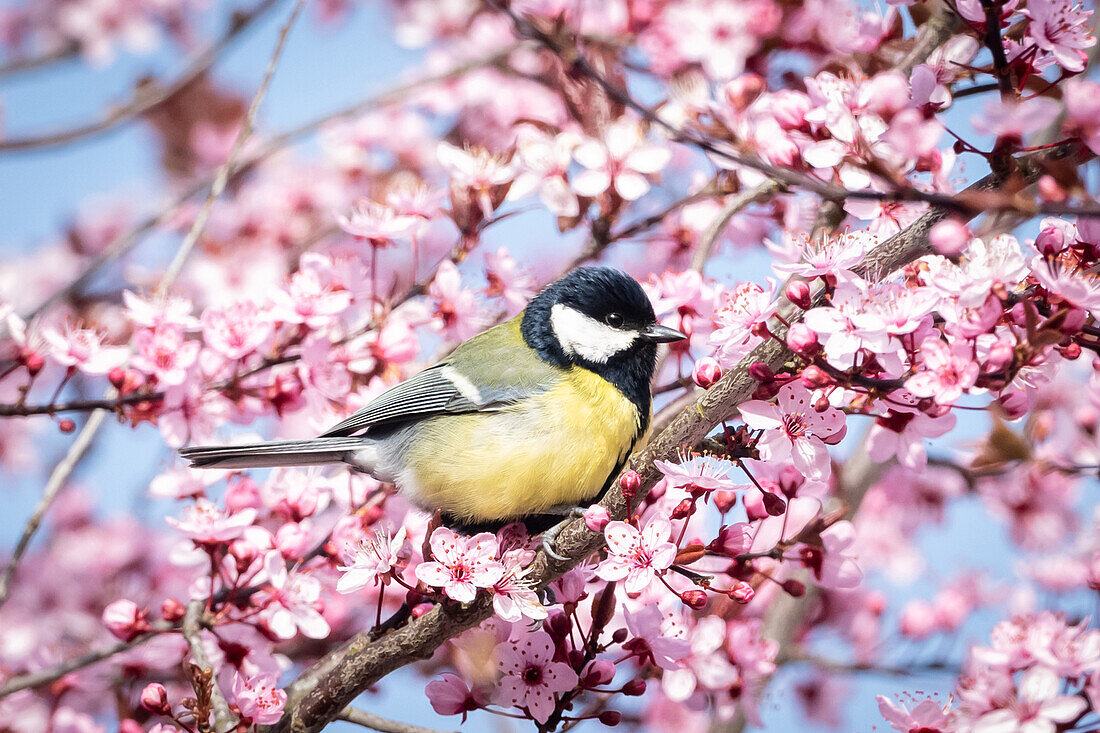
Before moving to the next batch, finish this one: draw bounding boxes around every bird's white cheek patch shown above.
[550,304,638,363]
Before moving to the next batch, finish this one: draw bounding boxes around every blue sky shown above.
[0,2,1095,732]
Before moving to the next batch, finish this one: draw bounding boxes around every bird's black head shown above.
[521,267,685,421]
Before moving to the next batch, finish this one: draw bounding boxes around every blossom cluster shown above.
[1,0,1100,732]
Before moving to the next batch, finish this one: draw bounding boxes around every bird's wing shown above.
[319,315,560,437]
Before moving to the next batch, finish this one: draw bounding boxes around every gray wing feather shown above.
[318,365,539,437]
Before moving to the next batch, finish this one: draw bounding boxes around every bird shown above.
[179,267,685,559]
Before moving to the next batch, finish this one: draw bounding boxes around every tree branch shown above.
[0,628,161,699]
[0,409,106,608]
[0,0,285,153]
[336,708,458,733]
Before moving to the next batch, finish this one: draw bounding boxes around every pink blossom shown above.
[623,605,692,670]
[494,630,579,724]
[130,325,199,386]
[654,450,738,492]
[102,599,148,642]
[428,260,486,342]
[269,256,352,328]
[337,199,417,246]
[166,499,256,543]
[1031,256,1100,313]
[337,525,407,593]
[905,338,979,405]
[262,551,330,639]
[773,230,870,279]
[415,527,505,603]
[972,98,1061,142]
[1022,0,1096,72]
[508,127,580,217]
[231,673,286,725]
[427,673,486,718]
[877,695,953,733]
[490,549,547,622]
[572,118,672,202]
[1064,78,1100,155]
[738,382,845,480]
[484,248,537,312]
[814,521,862,589]
[41,324,127,375]
[972,666,1086,733]
[663,616,738,703]
[201,299,274,361]
[595,517,677,594]
[866,391,957,471]
[749,496,821,552]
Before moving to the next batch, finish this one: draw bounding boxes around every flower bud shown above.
[161,597,186,622]
[102,599,149,642]
[1061,342,1083,360]
[1038,174,1067,203]
[584,659,617,687]
[713,490,738,513]
[584,505,610,532]
[619,470,641,500]
[984,339,1015,372]
[723,73,765,112]
[1035,225,1068,256]
[675,544,706,565]
[785,280,812,309]
[140,683,171,715]
[709,523,751,557]
[786,324,818,355]
[547,609,572,640]
[671,498,694,520]
[598,710,623,726]
[410,602,434,618]
[728,581,756,604]
[680,590,708,609]
[22,350,44,377]
[748,361,774,383]
[622,678,647,696]
[692,357,723,389]
[58,419,75,433]
[611,627,628,644]
[108,367,127,389]
[929,219,969,256]
[761,492,786,516]
[781,579,805,597]
[800,365,833,388]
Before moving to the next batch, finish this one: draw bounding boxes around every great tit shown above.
[180,267,685,540]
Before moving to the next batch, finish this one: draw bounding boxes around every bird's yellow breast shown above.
[402,368,644,523]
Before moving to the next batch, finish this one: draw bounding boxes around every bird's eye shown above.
[605,313,624,328]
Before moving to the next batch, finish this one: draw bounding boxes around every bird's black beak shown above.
[641,323,687,343]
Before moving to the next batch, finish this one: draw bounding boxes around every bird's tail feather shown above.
[179,437,365,470]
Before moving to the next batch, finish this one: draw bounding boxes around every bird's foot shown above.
[540,507,586,563]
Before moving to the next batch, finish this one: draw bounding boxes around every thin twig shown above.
[0,629,162,698]
[183,600,236,731]
[157,0,305,293]
[0,0,284,153]
[0,408,105,607]
[0,42,79,80]
[19,44,520,324]
[337,708,457,733]
[690,180,781,272]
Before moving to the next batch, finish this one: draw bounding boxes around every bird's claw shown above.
[540,507,586,563]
